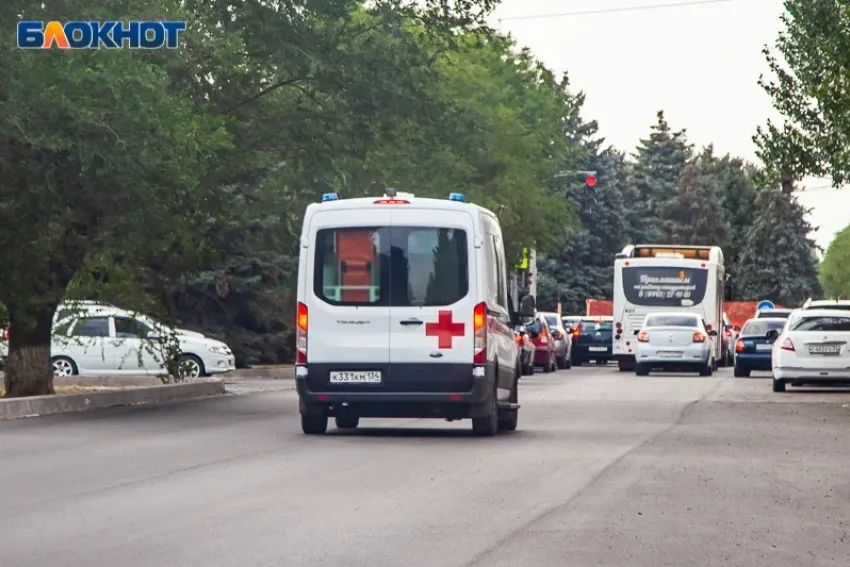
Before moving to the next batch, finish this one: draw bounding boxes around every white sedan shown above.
[634,312,718,376]
[771,309,850,392]
[51,307,235,378]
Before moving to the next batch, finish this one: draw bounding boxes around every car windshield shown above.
[807,303,850,311]
[741,319,786,335]
[645,314,699,328]
[757,310,790,319]
[792,315,850,332]
[581,320,613,332]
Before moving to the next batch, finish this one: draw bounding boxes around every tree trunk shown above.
[3,307,57,398]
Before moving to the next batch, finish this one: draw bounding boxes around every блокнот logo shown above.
[17,21,186,49]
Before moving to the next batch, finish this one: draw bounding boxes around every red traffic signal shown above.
[584,174,597,187]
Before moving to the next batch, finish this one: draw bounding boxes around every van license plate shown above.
[329,371,382,384]
[589,346,607,352]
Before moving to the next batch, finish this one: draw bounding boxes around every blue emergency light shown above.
[321,192,339,202]
[449,192,465,202]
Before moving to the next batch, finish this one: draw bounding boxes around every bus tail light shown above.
[636,331,649,343]
[473,302,487,364]
[296,302,308,364]
[615,322,622,340]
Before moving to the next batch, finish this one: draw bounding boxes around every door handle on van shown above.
[400,318,423,326]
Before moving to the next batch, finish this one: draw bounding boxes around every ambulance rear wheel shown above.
[301,414,328,435]
[335,415,359,429]
[498,368,519,432]
[472,391,498,437]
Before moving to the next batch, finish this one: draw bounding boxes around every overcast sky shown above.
[488,0,850,251]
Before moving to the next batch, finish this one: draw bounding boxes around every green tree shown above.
[819,223,850,299]
[734,189,822,305]
[629,111,693,242]
[755,0,850,185]
[0,0,230,397]
[161,25,583,363]
[668,159,730,248]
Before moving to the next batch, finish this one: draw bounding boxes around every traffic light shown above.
[584,173,597,187]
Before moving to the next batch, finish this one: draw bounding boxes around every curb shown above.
[0,381,227,420]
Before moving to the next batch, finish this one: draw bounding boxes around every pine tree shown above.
[537,148,632,314]
[668,160,730,247]
[735,189,822,305]
[629,111,693,243]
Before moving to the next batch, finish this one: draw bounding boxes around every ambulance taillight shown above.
[473,302,487,364]
[296,302,308,364]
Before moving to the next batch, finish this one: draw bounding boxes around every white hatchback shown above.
[771,309,850,392]
[51,308,235,378]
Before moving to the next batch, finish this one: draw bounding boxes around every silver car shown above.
[633,312,718,376]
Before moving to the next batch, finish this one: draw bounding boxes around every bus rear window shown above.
[621,266,708,307]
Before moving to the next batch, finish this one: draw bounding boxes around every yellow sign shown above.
[515,247,529,270]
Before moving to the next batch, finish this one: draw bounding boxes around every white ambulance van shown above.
[294,189,535,436]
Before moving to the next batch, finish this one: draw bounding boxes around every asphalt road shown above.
[2,365,850,567]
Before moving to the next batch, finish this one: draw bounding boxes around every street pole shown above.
[528,248,537,298]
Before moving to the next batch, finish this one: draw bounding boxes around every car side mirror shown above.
[708,330,718,337]
[518,295,535,318]
[633,329,640,336]
[766,330,779,339]
[564,326,572,334]
[733,325,741,332]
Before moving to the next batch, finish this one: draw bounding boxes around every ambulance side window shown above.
[492,235,508,310]
[484,235,499,305]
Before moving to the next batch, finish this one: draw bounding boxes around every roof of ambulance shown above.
[304,194,497,217]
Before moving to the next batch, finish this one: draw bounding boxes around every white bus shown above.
[612,244,725,371]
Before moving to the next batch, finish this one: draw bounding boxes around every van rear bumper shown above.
[295,362,494,405]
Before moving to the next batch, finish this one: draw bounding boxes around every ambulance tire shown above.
[498,367,520,432]
[472,381,499,437]
[301,413,328,435]
[335,415,360,429]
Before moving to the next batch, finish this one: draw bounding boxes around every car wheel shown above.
[178,354,205,379]
[541,357,552,373]
[699,361,713,376]
[564,354,572,370]
[472,389,498,437]
[556,355,565,369]
[335,415,359,429]
[498,366,520,432]
[772,379,786,393]
[302,413,328,434]
[733,364,750,378]
[51,356,78,378]
[635,363,649,376]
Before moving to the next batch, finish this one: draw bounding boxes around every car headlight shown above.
[208,345,227,354]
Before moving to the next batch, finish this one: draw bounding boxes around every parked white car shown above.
[51,307,235,378]
[771,308,850,392]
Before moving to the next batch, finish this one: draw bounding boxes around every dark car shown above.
[733,317,787,377]
[514,325,535,376]
[525,314,557,373]
[755,308,792,320]
[570,317,613,366]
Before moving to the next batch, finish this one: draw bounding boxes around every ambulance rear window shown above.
[313,226,468,306]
